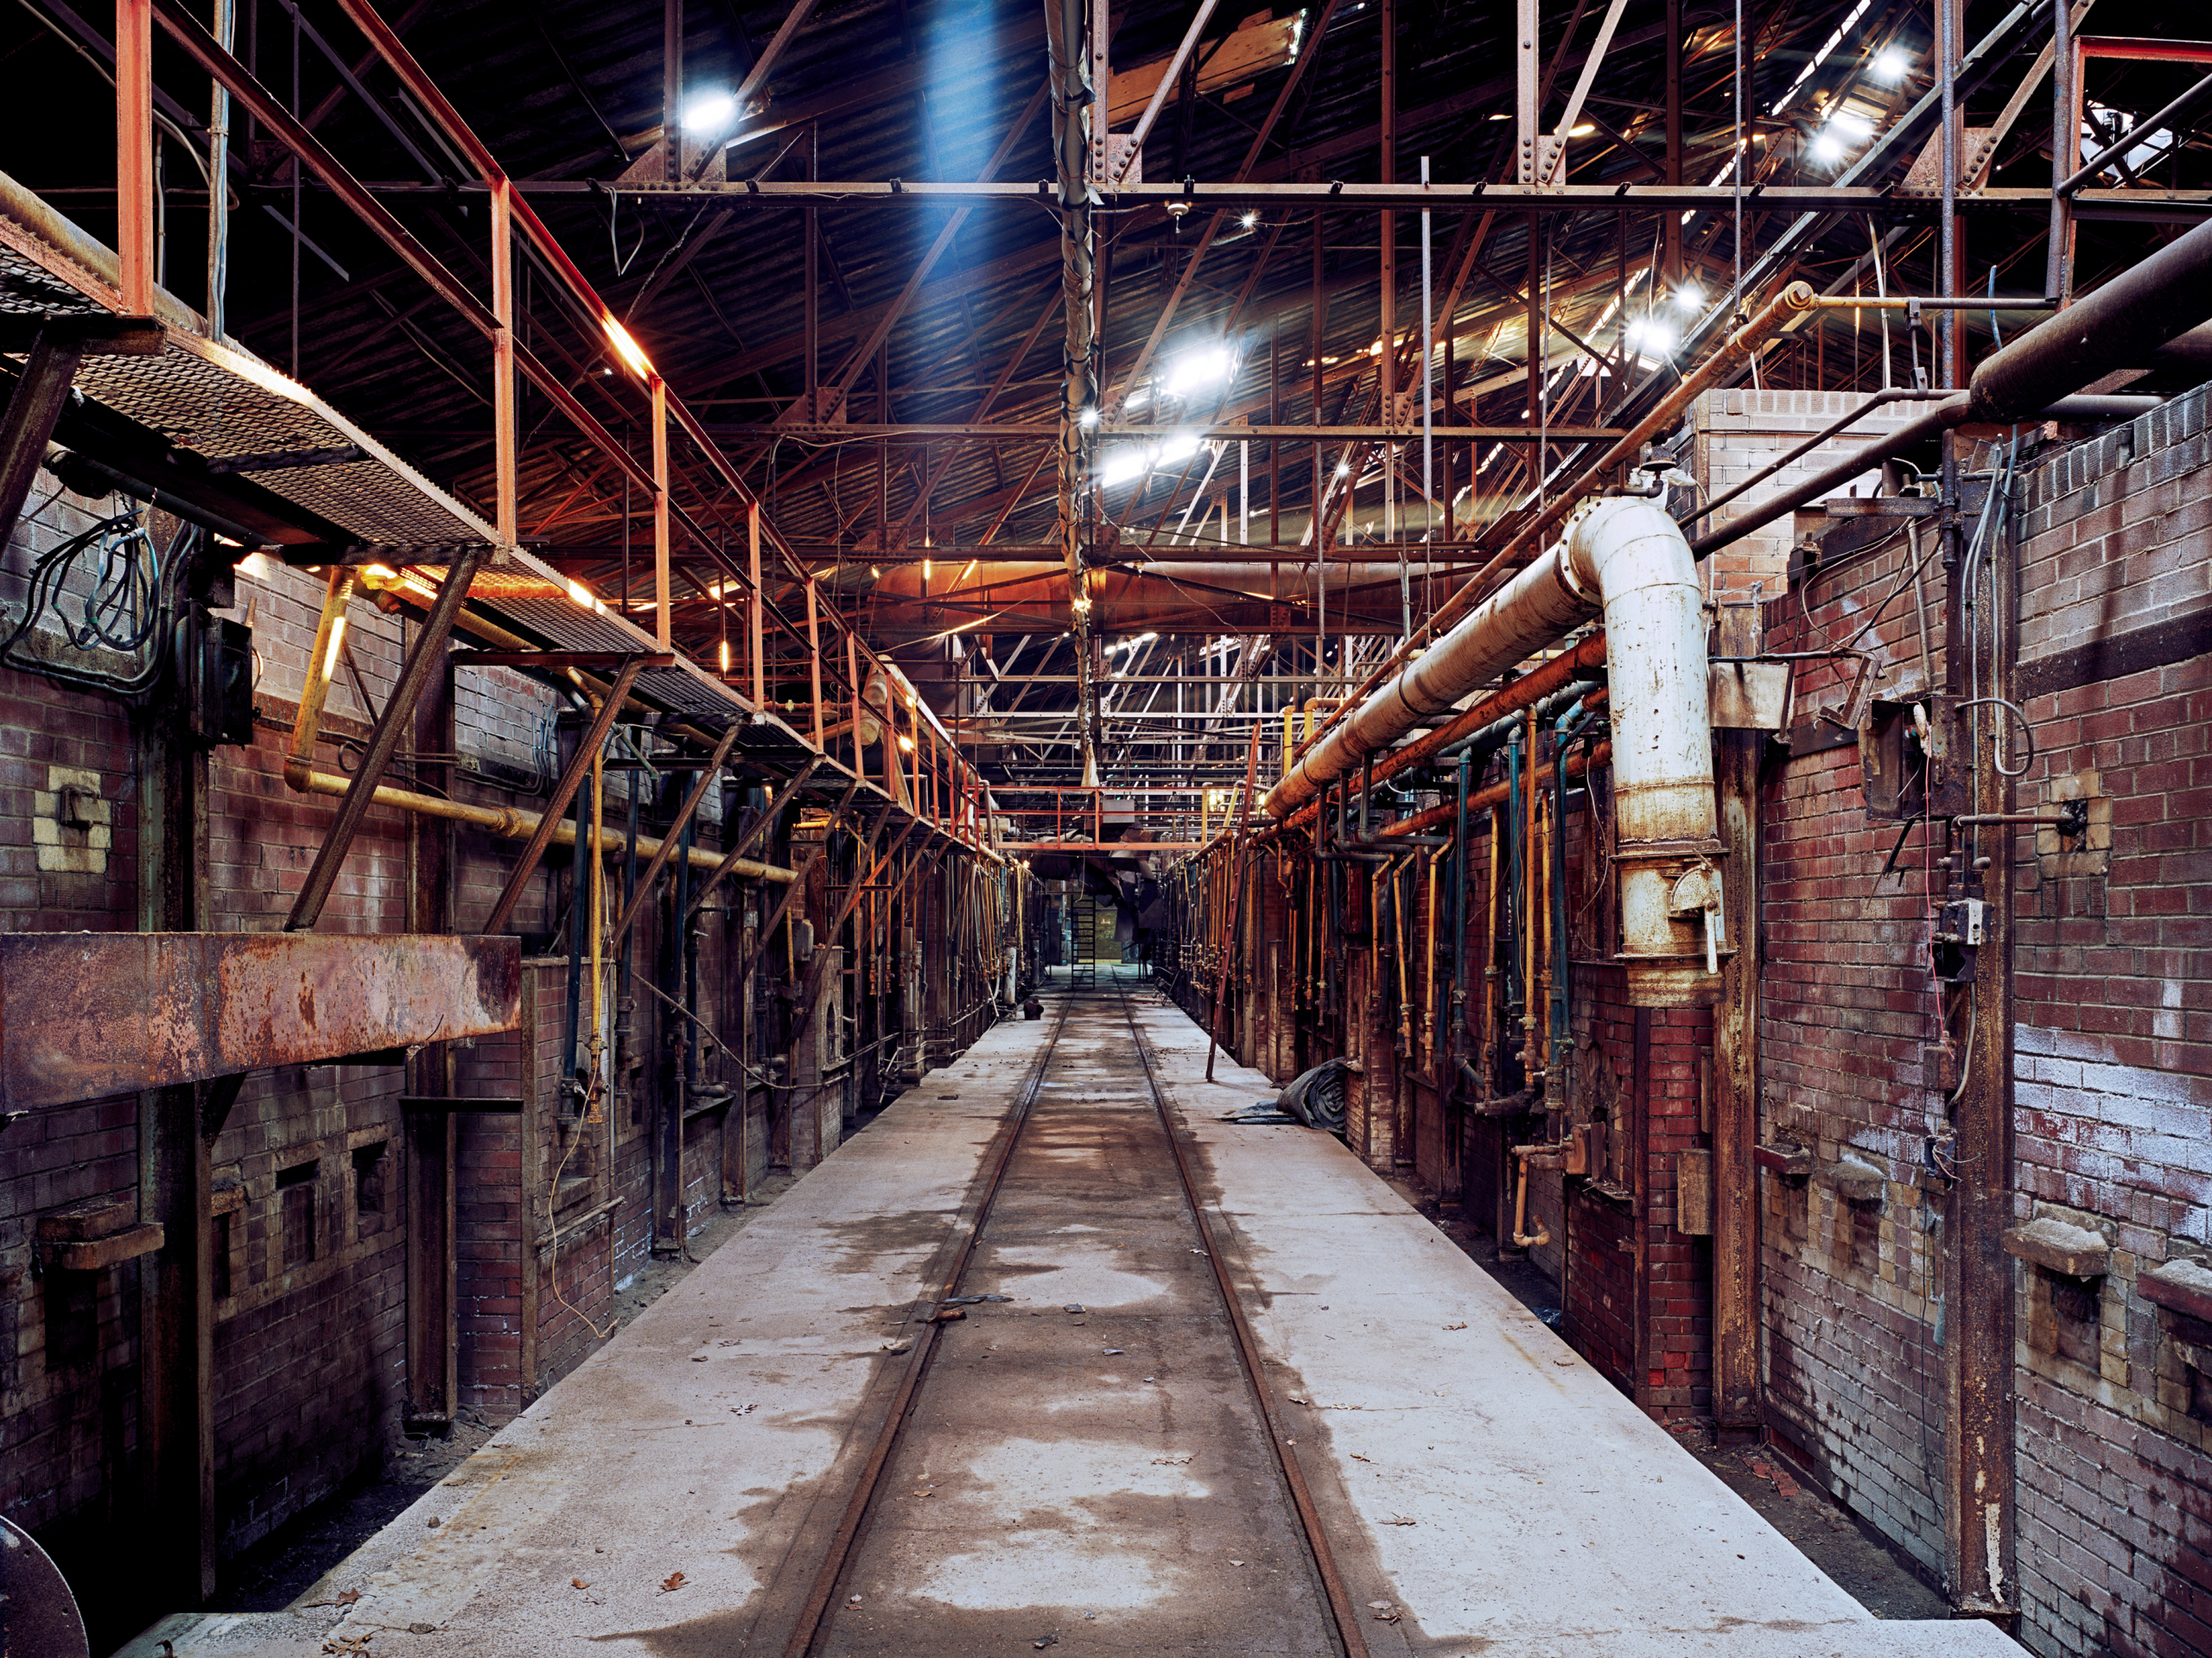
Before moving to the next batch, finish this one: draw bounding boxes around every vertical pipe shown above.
[1420,154,1433,553]
[805,122,820,412]
[1312,209,1326,667]
[206,0,234,339]
[1938,0,1960,387]
[1663,0,1681,290]
[749,501,765,709]
[2046,4,2071,304]
[118,0,155,315]
[663,0,683,183]
[490,179,518,545]
[807,576,823,748]
[1380,0,1397,562]
[652,378,672,648]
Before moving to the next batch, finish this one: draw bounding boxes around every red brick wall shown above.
[1755,512,1950,1579]
[2005,384,2212,1658]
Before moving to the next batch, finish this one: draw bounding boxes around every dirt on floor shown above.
[1382,1174,1953,1624]
[214,1162,813,1615]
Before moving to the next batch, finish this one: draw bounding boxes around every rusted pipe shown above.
[1292,280,1819,759]
[1510,1145,1552,1250]
[288,766,796,882]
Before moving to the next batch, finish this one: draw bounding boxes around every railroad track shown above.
[776,974,1373,1658]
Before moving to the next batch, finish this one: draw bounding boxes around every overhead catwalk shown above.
[124,977,2011,1658]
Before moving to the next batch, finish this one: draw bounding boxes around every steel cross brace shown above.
[480,656,648,935]
[0,313,162,540]
[286,547,489,932]
[607,715,750,950]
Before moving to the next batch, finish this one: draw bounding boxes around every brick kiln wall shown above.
[0,486,582,1575]
[2005,385,2212,1658]
[1754,475,1951,1578]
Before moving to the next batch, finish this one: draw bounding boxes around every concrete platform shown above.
[122,980,2013,1658]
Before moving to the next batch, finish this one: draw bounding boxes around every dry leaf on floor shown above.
[571,1579,590,1590]
[661,1572,688,1592]
[1350,1453,1372,1463]
[1443,1322,1468,1330]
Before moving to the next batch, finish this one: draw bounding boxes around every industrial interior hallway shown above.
[121,975,2013,1658]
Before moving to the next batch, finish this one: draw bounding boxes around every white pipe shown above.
[1264,494,1721,1006]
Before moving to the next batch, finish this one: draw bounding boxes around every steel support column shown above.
[1713,726,1761,1441]
[134,689,213,1608]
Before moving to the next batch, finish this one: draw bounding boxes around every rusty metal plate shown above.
[0,932,520,1111]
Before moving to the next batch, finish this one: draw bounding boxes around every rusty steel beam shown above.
[0,932,521,1111]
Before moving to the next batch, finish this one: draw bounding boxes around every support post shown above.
[1713,726,1761,1440]
[1942,448,2018,1626]
[136,686,213,1606]
[118,0,155,314]
[749,501,765,709]
[490,179,518,544]
[404,642,459,1433]
[652,378,672,648]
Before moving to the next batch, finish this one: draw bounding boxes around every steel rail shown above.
[776,993,1076,1658]
[1116,982,1373,1658]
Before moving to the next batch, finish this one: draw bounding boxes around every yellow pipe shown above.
[289,766,797,883]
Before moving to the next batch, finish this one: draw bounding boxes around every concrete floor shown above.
[122,975,2016,1658]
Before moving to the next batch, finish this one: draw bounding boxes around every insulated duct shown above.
[1265,495,1721,1006]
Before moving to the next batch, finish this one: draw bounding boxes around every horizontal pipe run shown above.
[1688,393,2164,560]
[1289,282,1819,764]
[1276,634,1610,833]
[1376,741,1612,840]
[289,767,798,883]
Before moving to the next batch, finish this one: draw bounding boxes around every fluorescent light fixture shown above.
[1827,110,1873,143]
[719,638,731,672]
[1872,48,1908,84]
[1810,133,1844,163]
[1568,123,1595,137]
[603,316,651,375]
[683,92,735,135]
[1164,345,1234,398]
[1124,385,1151,410]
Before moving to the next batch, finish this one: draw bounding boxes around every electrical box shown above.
[1931,898,1984,983]
[176,611,254,746]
